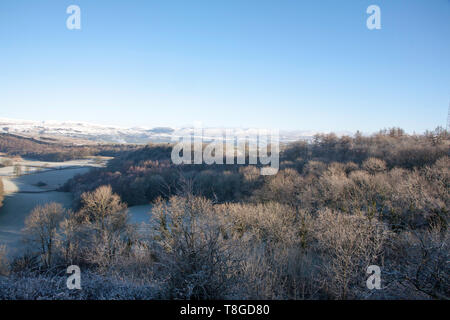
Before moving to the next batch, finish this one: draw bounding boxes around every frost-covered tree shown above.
[23,202,65,267]
[78,185,127,229]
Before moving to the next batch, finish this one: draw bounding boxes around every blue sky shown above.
[0,0,449,132]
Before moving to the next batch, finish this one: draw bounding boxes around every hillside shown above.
[0,133,137,162]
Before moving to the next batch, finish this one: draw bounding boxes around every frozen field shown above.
[12,167,90,192]
[0,158,102,256]
[128,204,153,224]
[0,156,111,177]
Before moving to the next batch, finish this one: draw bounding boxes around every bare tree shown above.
[152,196,238,299]
[78,185,127,230]
[23,203,65,267]
[313,209,389,299]
[392,224,449,299]
[0,178,4,208]
[77,185,132,272]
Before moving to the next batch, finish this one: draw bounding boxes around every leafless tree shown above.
[0,178,4,207]
[78,185,127,230]
[313,209,390,299]
[23,203,65,267]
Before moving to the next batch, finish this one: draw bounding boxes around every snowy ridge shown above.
[0,118,352,144]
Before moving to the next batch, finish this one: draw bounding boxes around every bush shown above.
[312,209,390,299]
[251,168,303,207]
[388,224,449,299]
[362,158,387,174]
[152,196,239,299]
[0,271,161,300]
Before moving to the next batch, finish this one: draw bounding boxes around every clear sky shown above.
[0,0,449,132]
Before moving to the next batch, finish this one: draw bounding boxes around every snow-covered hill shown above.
[0,118,352,144]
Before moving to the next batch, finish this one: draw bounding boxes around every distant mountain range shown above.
[0,118,353,144]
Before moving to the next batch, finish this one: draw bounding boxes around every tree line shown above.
[0,133,138,162]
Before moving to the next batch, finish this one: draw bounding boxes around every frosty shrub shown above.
[152,195,239,299]
[390,224,449,299]
[312,209,389,299]
[362,158,387,175]
[0,270,161,300]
